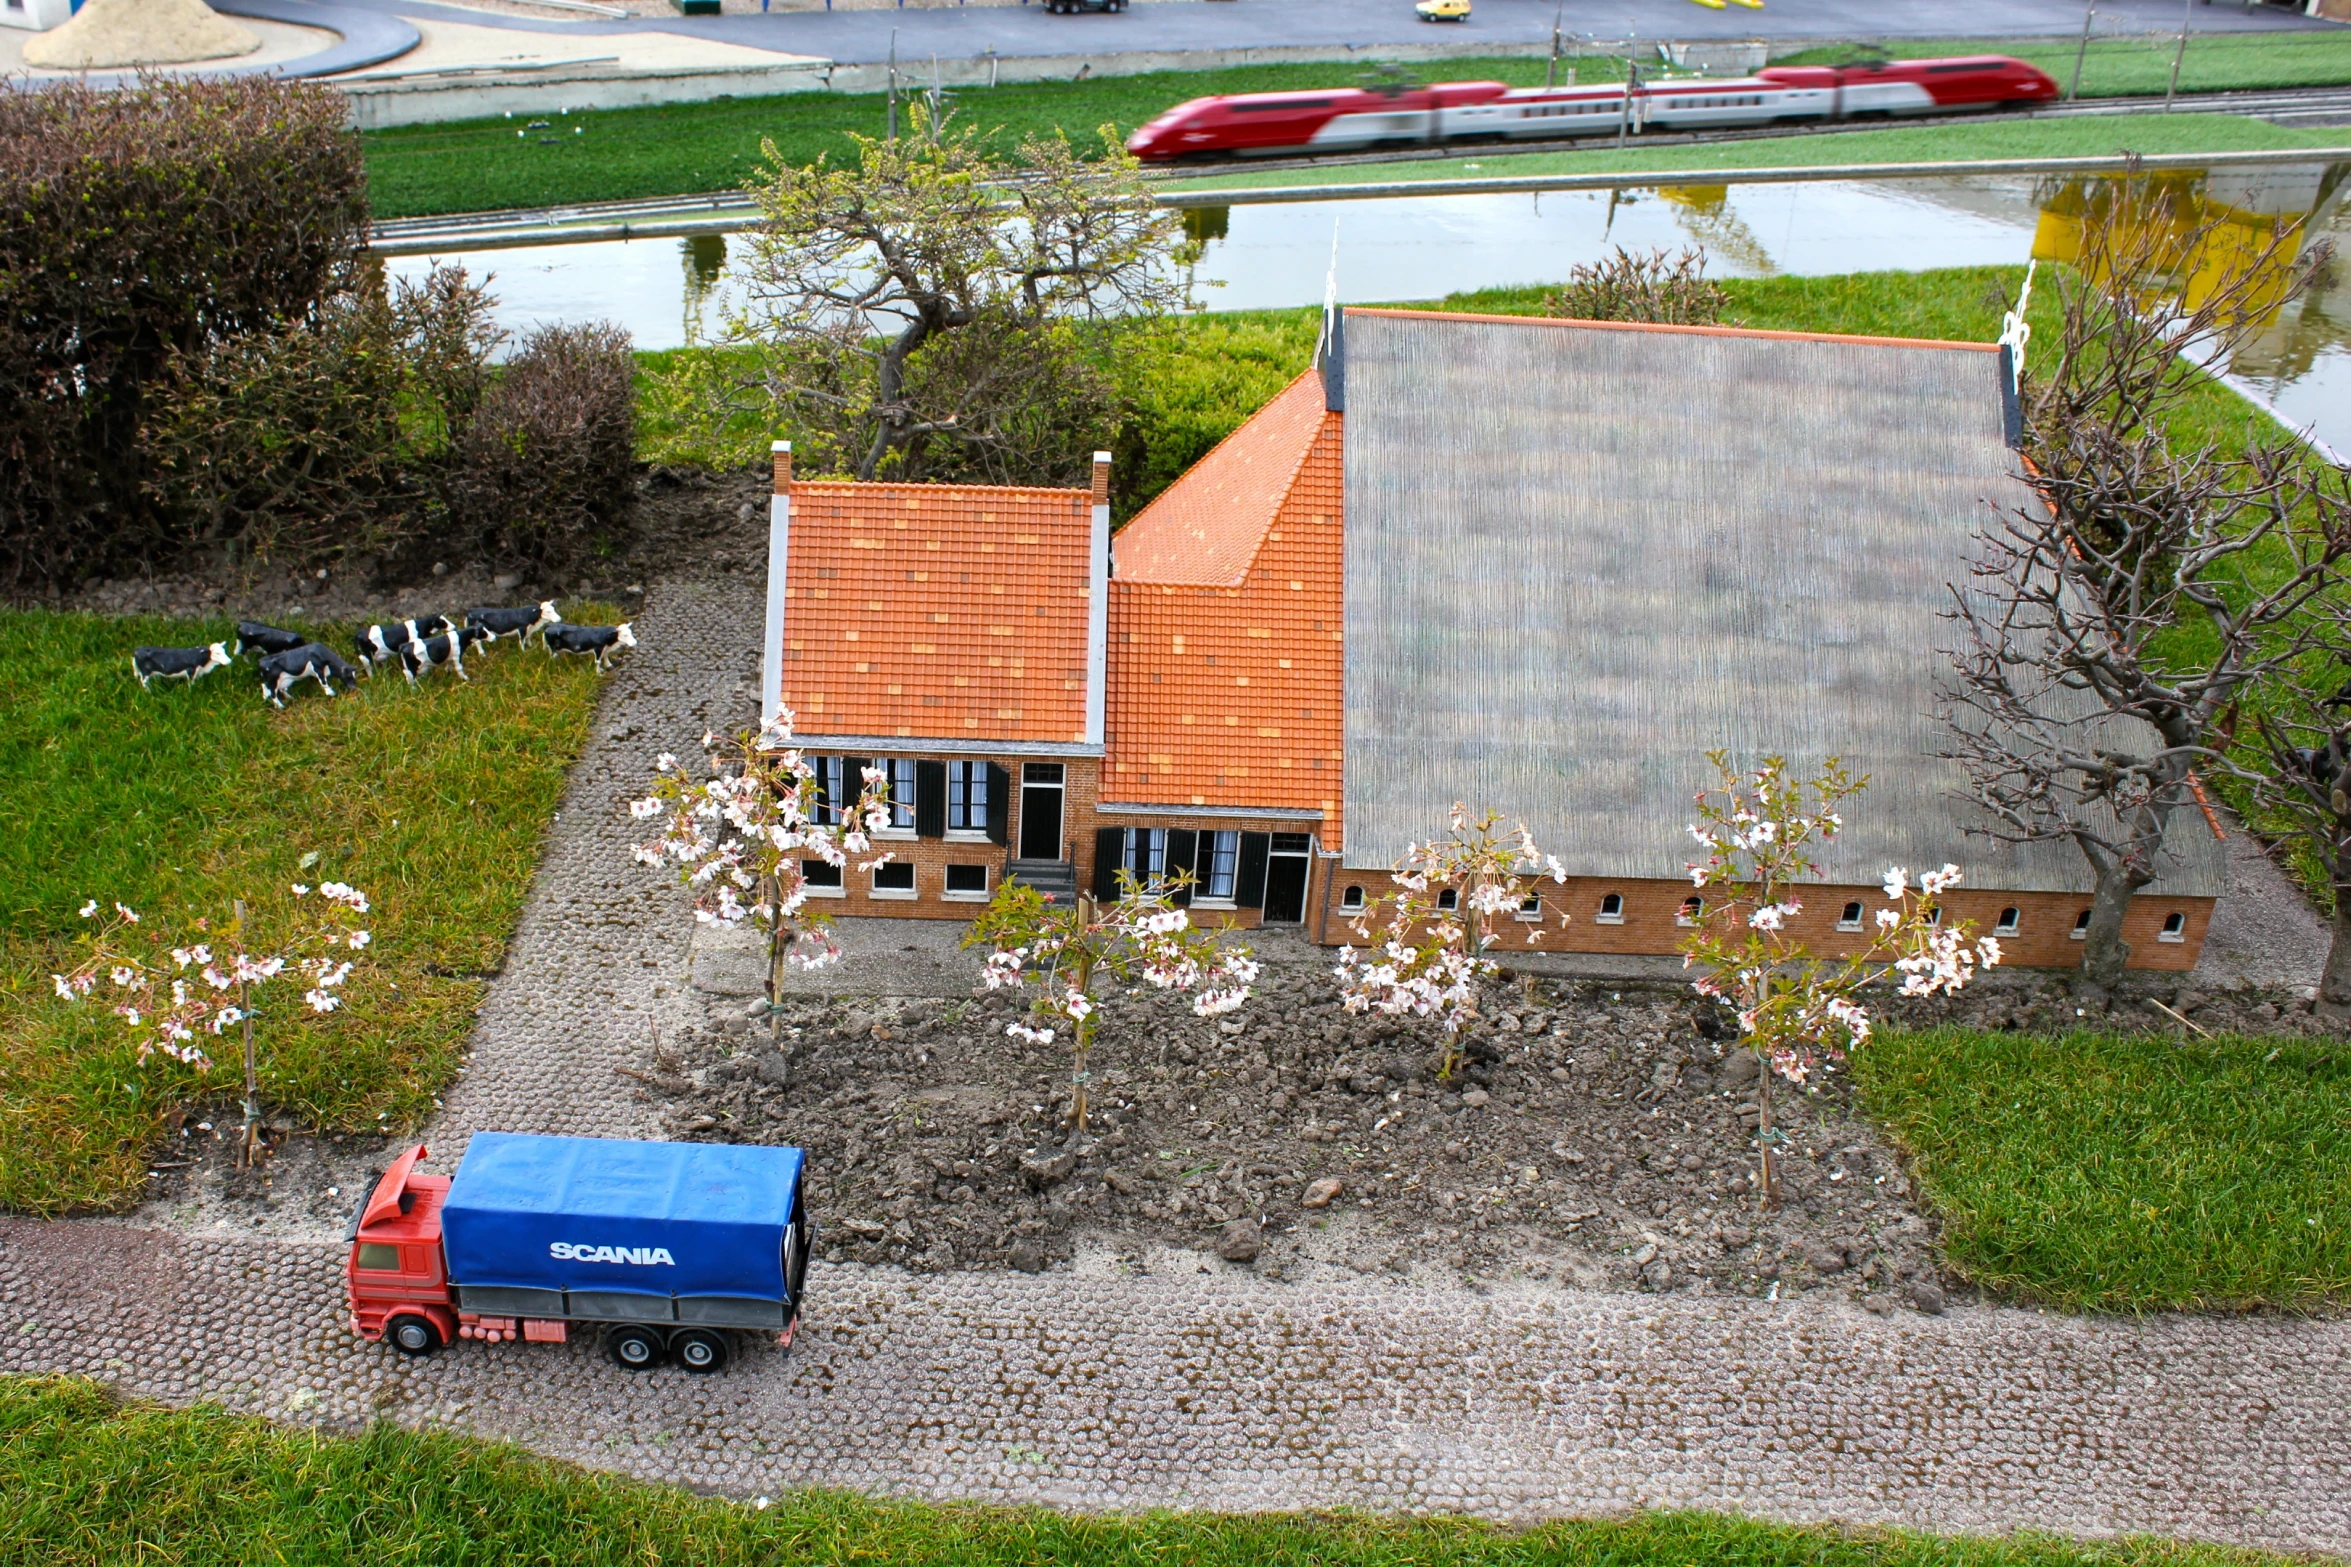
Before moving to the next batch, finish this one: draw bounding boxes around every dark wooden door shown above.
[1262,853,1309,922]
[1019,783,1064,861]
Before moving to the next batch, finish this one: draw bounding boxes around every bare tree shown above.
[1942,172,2347,992]
[2241,655,2351,1018]
[714,108,1196,483]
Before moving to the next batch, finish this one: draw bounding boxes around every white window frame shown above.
[1996,907,2022,936]
[1676,896,1704,928]
[1836,901,1863,932]
[2071,909,2091,940]
[802,858,845,899]
[1436,888,1459,911]
[871,860,918,900]
[1199,830,1240,903]
[942,864,991,902]
[873,756,917,839]
[2158,911,2187,943]
[1514,893,1543,923]
[947,759,991,838]
[1596,892,1624,925]
[1339,884,1366,912]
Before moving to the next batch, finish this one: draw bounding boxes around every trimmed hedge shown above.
[0,77,368,591]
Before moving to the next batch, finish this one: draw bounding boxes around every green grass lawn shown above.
[1857,1027,2351,1313]
[0,1374,2315,1567]
[1775,29,2351,100]
[360,35,2351,220]
[1168,112,2351,194]
[362,54,1598,220]
[0,612,608,1214]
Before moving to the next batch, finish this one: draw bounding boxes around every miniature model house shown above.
[758,308,2222,967]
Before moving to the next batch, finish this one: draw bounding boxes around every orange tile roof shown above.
[782,480,1095,744]
[1107,371,1345,839]
[1112,371,1331,587]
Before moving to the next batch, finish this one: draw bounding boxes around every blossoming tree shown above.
[965,875,1258,1134]
[1333,805,1569,1080]
[1681,753,1999,1207]
[628,716,889,1055]
[49,884,373,1165]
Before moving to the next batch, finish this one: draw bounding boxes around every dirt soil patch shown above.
[638,952,1944,1305]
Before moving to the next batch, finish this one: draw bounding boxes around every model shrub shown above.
[1542,245,1728,326]
[0,77,368,591]
[444,322,638,571]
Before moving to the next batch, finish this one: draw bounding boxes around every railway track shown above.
[369,82,2351,254]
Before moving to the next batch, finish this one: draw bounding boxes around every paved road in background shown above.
[334,0,2335,64]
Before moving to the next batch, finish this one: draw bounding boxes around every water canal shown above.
[386,162,2350,456]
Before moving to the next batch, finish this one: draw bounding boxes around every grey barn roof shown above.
[1337,309,2227,899]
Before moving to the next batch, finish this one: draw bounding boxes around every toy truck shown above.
[345,1132,811,1374]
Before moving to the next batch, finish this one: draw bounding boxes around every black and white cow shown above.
[356,615,456,675]
[132,642,232,690]
[466,600,562,650]
[545,621,636,671]
[233,621,309,659]
[395,623,491,685]
[258,643,360,708]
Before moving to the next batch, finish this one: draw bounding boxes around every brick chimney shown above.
[761,441,793,732]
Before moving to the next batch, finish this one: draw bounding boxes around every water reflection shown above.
[385,161,2350,454]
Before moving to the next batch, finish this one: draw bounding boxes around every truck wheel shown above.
[606,1324,666,1371]
[669,1328,730,1375]
[387,1314,443,1357]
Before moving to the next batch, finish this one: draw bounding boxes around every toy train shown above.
[1125,55,2060,161]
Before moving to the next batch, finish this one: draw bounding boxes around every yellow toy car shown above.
[1415,0,1470,20]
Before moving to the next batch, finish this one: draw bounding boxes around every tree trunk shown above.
[1753,1049,1778,1210]
[764,869,792,1082]
[2320,883,2351,1021]
[2077,854,2143,993]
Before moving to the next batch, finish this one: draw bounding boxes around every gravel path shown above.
[21,573,2349,1551]
[4,1215,2348,1550]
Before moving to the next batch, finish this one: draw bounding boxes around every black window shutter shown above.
[839,758,868,817]
[1164,828,1199,907]
[984,763,1011,845]
[1093,827,1126,900]
[1235,832,1270,909]
[915,760,947,839]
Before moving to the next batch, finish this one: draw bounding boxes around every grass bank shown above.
[1857,1027,2351,1313]
[0,1374,2315,1567]
[359,39,2351,220]
[1776,29,2351,100]
[0,613,608,1214]
[362,54,1587,220]
[1166,112,2351,195]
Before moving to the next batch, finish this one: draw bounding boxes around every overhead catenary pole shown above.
[1546,4,1562,88]
[2165,0,2191,113]
[888,28,899,140]
[2069,0,2094,101]
[1617,44,1639,150]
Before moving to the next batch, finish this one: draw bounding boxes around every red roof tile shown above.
[1107,372,1344,838]
[783,481,1095,743]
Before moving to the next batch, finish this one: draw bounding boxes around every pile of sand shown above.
[22,0,261,69]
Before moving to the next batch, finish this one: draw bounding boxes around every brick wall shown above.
[1310,869,2214,972]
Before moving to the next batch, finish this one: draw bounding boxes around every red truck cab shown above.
[345,1144,459,1355]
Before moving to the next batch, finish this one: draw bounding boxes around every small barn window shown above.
[1437,888,1459,911]
[944,864,989,900]
[1925,906,1943,927]
[872,861,916,899]
[802,859,844,897]
[1341,885,1366,911]
[1677,896,1704,927]
[1597,893,1624,924]
[1996,907,2021,936]
[2159,911,2187,943]
[1515,894,1542,922]
[2071,909,2092,938]
[1837,901,1863,931]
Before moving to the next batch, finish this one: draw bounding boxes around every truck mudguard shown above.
[442,1133,804,1306]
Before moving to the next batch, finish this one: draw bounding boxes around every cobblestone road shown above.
[13,575,2348,1551]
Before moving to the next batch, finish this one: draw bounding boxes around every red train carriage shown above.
[1124,55,2059,162]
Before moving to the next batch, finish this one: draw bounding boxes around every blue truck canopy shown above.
[442,1133,804,1306]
